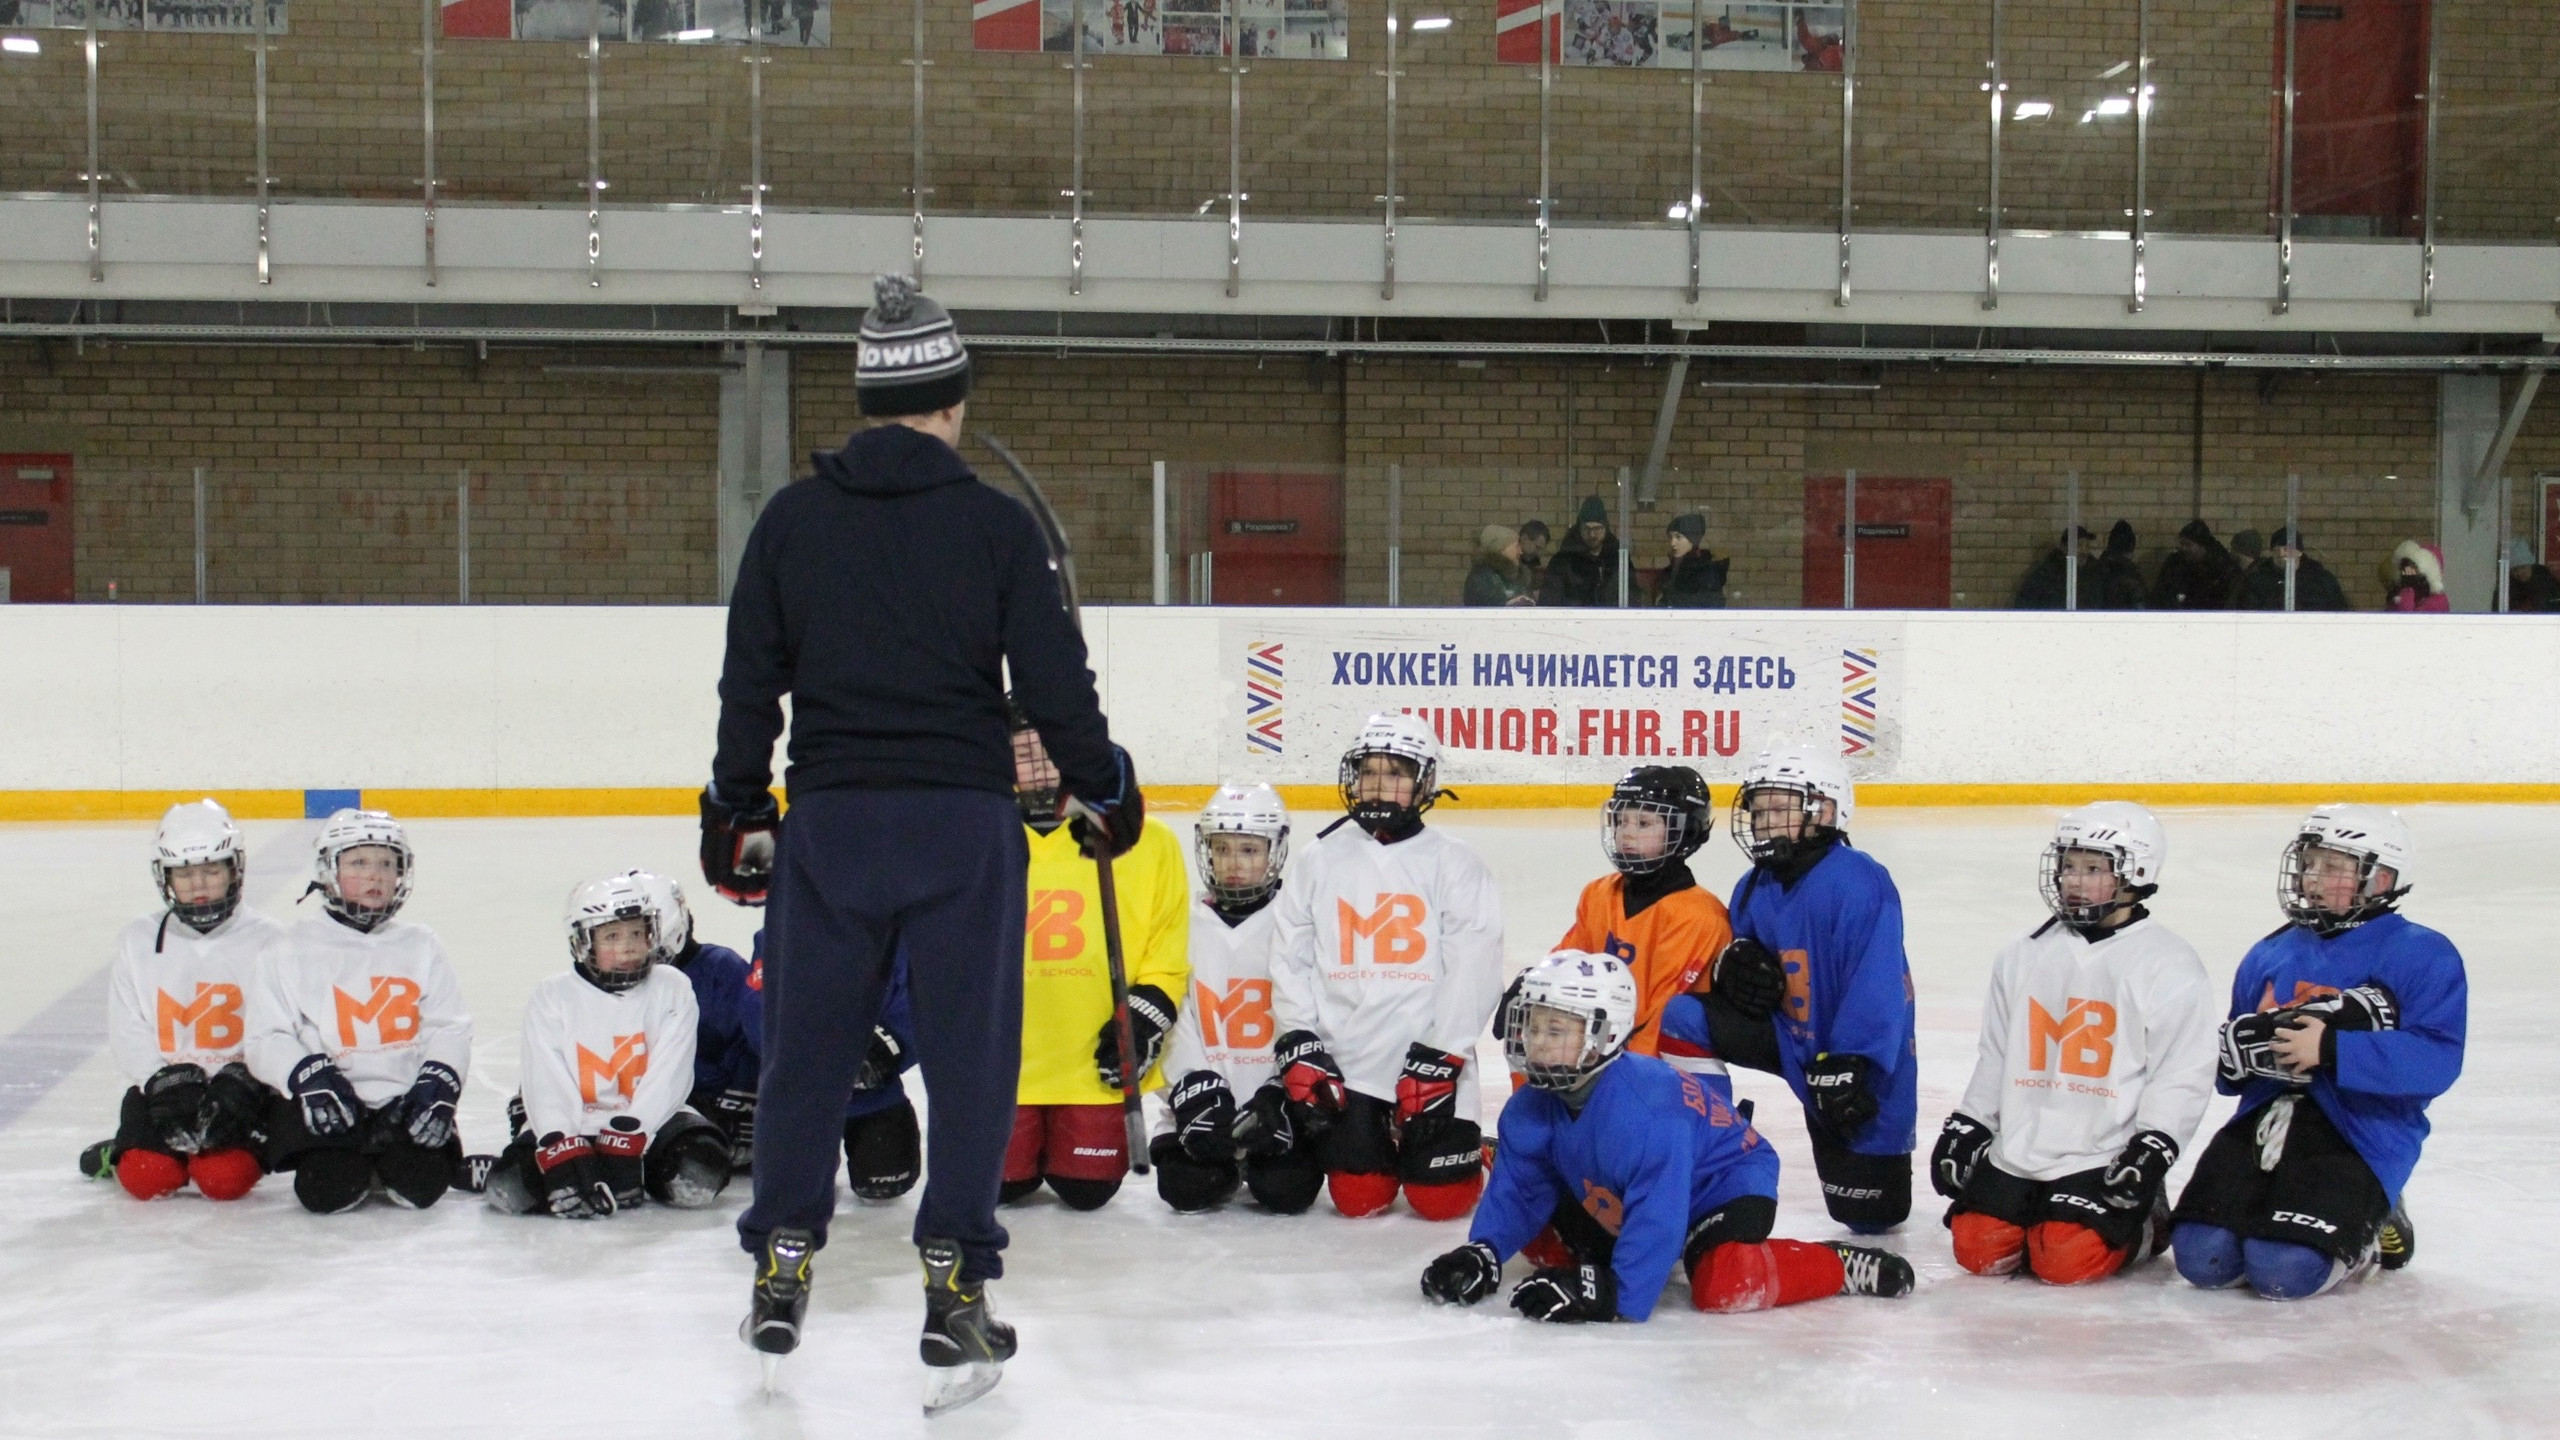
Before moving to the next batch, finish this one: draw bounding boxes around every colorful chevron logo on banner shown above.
[1245,641,1285,755]
[1841,647,1879,758]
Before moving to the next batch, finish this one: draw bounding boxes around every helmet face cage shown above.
[2040,843,2135,927]
[1194,826,1287,909]
[1502,995,1618,1091]
[155,853,244,932]
[155,803,245,931]
[572,907,658,993]
[1729,782,1838,866]
[313,814,413,932]
[2279,837,2406,935]
[1339,749,1437,830]
[1602,798,1690,875]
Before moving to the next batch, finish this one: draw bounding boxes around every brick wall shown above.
[4,1,2551,236]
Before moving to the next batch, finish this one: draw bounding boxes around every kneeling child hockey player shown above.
[1261,713,1505,1220]
[85,799,284,1202]
[1421,952,1911,1321]
[487,875,729,1218]
[1534,766,1731,1061]
[1932,803,2217,1284]
[245,810,474,1214]
[1153,783,1315,1214]
[2169,806,2466,1299]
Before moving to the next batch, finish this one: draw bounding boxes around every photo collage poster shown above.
[439,0,832,46]
[2,1,288,31]
[973,0,1349,59]
[1495,0,1845,72]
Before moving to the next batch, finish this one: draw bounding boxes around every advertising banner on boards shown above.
[1220,612,1901,787]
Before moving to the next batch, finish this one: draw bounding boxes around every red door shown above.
[1800,476,1952,609]
[0,454,75,603]
[2280,0,2428,236]
[1209,470,1343,606]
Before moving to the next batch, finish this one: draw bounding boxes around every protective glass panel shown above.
[2000,4,2137,233]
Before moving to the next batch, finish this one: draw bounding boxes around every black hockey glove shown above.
[1066,744,1146,861]
[1930,1112,1994,1200]
[853,1027,906,1092]
[701,1087,757,1170]
[198,1061,271,1151]
[2287,983,2402,1071]
[287,1053,361,1139]
[1230,1079,1297,1158]
[390,1061,462,1151]
[1275,1031,1349,1117]
[1395,1042,1465,1126]
[1169,1071,1237,1166]
[1488,973,1526,1041]
[142,1063,210,1155]
[2100,1130,2178,1214]
[2216,1011,2294,1086]
[698,785,782,907]
[1510,1264,1618,1323]
[1398,1115,1484,1191]
[1711,938,1787,1022]
[1095,983,1177,1090]
[535,1132,617,1219]
[1802,1052,1879,1137]
[592,1115,649,1208]
[1420,1241,1502,1306]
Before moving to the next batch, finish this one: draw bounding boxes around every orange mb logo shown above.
[1026,889,1088,963]
[1195,978,1274,1050]
[156,983,243,1053]
[333,976,423,1049]
[1338,893,1428,966]
[576,1033,651,1105]
[2026,996,2119,1079]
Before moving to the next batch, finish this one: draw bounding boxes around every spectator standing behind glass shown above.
[1654,513,1729,608]
[2090,521,2148,609]
[2151,520,2243,610]
[2387,540,2450,612]
[1517,520,1553,598]
[2505,539,2560,612]
[2010,527,2094,610]
[1464,525,1538,607]
[2237,527,2349,611]
[1540,498,1621,608]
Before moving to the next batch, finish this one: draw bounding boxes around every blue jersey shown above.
[1473,1052,1779,1322]
[740,929,919,1122]
[1726,842,1919,1154]
[672,940,762,1096]
[1654,994,1738,1102]
[2223,912,2466,1203]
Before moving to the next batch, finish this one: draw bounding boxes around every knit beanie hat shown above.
[857,274,972,418]
[1575,496,1610,527]
[1668,512,1707,545]
[1480,523,1518,554]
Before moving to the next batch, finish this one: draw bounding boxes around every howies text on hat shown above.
[857,273,973,417]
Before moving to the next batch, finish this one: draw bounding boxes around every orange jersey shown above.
[1553,875,1731,1056]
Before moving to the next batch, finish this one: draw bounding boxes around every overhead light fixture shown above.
[2095,95,2133,117]
[2,36,39,55]
[675,26,716,40]
[1411,16,1452,30]
[1666,202,1689,220]
[2098,59,2131,79]
[2011,99,2053,121]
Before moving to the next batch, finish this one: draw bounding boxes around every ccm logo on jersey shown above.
[2271,1210,2339,1235]
[576,1033,650,1105]
[2026,997,2119,1079]
[333,976,422,1048]
[157,983,243,1053]
[1193,978,1274,1051]
[1337,893,1428,966]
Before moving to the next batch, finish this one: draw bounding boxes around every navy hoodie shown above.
[712,424,1117,803]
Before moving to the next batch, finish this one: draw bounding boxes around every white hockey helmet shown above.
[623,868,696,963]
[1503,950,1642,1092]
[1731,740,1853,865]
[1195,782,1290,909]
[1340,711,1442,834]
[2280,804,2415,935]
[2041,801,2166,927]
[310,808,412,931]
[154,798,244,932]
[567,873,659,992]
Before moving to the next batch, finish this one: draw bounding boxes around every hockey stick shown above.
[977,432,1150,1177]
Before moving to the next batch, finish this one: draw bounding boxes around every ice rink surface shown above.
[1,805,2552,1439]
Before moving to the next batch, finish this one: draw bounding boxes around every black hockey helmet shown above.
[1603,765,1712,875]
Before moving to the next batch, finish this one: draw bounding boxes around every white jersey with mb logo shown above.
[1267,823,1506,1114]
[245,914,475,1108]
[1162,895,1283,1103]
[1956,914,2220,1182]
[516,966,699,1143]
[107,908,287,1082]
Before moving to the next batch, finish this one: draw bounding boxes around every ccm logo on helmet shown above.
[2271,1210,2339,1234]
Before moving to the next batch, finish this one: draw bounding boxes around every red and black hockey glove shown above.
[1930,1112,1993,1200]
[536,1132,617,1219]
[1510,1264,1618,1323]
[698,785,781,907]
[1274,1031,1348,1117]
[1395,1042,1465,1126]
[592,1115,649,1208]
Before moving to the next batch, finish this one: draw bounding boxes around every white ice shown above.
[0,806,2552,1439]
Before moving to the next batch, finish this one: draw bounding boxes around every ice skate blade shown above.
[921,1360,1003,1416]
[760,1354,782,1397]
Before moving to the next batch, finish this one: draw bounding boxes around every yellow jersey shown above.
[1016,817,1192,1106]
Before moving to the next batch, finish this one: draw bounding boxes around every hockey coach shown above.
[701,274,1142,1371]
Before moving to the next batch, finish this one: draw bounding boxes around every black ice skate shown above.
[78,1139,114,1181]
[2378,1203,2416,1271]
[919,1237,1015,1416]
[740,1227,814,1395]
[1827,1243,1916,1299]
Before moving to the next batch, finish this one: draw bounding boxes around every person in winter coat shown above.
[1654,513,1729,608]
[1464,525,1537,607]
[2011,527,2095,610]
[2237,527,2351,612]
[2151,519,2242,610]
[2506,539,2560,613]
[1517,520,1553,597]
[2388,540,2451,612]
[1540,497,1621,608]
[2090,521,2148,610]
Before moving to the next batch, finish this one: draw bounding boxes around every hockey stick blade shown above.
[922,1360,1004,1416]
